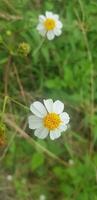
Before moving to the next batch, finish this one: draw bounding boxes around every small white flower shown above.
[28,99,70,140]
[37,11,63,40]
[6,175,13,181]
[68,159,74,166]
[39,194,46,200]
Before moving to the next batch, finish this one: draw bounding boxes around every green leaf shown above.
[31,152,45,170]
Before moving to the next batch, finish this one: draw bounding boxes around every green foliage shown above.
[31,152,45,170]
[0,0,97,199]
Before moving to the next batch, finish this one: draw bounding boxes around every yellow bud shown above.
[6,30,12,36]
[18,42,31,56]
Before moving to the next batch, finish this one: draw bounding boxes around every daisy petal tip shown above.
[60,112,70,124]
[34,127,49,139]
[50,130,61,140]
[53,100,64,114]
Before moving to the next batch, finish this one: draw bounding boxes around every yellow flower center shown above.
[44,18,56,30]
[43,113,61,130]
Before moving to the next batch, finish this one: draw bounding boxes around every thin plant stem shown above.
[75,1,94,152]
[0,95,29,122]
[8,96,29,111]
[3,0,19,14]
[32,37,46,57]
[0,96,9,122]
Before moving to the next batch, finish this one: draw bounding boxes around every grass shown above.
[0,0,97,199]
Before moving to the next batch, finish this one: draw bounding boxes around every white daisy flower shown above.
[37,11,63,40]
[28,99,70,140]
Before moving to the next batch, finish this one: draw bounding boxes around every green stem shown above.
[0,96,8,122]
[8,96,29,111]
[32,37,46,57]
[0,96,29,122]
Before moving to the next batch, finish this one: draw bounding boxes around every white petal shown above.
[37,24,46,36]
[54,28,62,36]
[56,20,63,29]
[45,11,53,18]
[58,124,67,132]
[39,15,46,22]
[53,100,64,114]
[30,101,47,117]
[47,31,55,40]
[60,112,70,124]
[37,23,44,31]
[34,127,49,139]
[28,115,42,129]
[53,14,59,20]
[43,99,53,113]
[50,129,61,140]
[38,28,46,36]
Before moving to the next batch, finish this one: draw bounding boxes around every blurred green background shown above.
[0,0,97,199]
